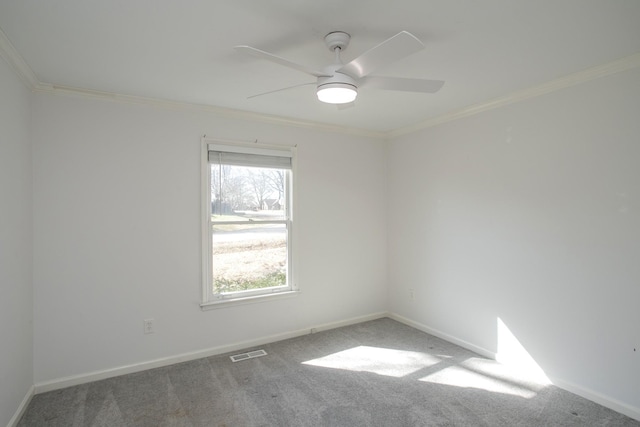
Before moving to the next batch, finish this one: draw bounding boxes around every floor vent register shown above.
[230,349,268,362]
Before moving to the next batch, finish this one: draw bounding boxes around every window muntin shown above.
[202,142,294,306]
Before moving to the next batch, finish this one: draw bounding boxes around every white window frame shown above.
[200,138,298,309]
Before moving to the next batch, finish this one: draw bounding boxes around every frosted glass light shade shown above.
[317,83,357,104]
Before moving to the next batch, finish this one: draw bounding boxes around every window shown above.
[201,140,296,307]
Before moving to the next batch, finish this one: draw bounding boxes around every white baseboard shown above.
[7,385,34,427]
[388,312,496,359]
[387,311,640,423]
[34,311,388,394]
[549,376,640,422]
[24,312,640,423]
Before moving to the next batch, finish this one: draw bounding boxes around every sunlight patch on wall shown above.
[497,317,550,385]
[302,345,441,377]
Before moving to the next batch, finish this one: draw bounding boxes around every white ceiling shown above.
[1,0,639,134]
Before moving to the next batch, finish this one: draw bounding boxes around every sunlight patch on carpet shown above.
[419,364,538,398]
[302,345,441,377]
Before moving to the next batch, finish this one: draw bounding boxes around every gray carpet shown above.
[18,318,639,426]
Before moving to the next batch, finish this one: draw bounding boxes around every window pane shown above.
[212,223,287,294]
[211,164,286,219]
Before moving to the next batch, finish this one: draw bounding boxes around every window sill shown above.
[200,290,300,311]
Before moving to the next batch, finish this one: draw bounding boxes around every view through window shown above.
[204,144,293,303]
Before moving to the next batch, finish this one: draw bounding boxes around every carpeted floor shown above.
[18,318,640,426]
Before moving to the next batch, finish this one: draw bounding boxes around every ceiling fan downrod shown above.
[316,32,358,104]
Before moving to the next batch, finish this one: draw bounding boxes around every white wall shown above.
[0,59,33,424]
[388,68,640,414]
[31,93,388,384]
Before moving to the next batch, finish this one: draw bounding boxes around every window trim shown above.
[200,137,298,309]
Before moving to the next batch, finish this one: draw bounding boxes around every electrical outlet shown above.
[143,318,155,334]
[409,288,415,300]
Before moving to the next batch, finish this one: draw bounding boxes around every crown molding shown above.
[387,52,640,139]
[33,83,385,139]
[0,26,40,89]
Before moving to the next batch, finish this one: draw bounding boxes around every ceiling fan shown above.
[235,31,444,105]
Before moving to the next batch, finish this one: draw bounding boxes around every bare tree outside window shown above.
[211,165,253,213]
[247,169,271,210]
[265,170,285,201]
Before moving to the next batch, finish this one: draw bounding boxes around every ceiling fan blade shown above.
[235,46,329,78]
[247,82,316,99]
[360,76,444,93]
[337,31,425,79]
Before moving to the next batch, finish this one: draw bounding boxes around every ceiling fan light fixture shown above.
[317,83,357,104]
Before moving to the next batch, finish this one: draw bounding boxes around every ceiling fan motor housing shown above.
[317,66,357,90]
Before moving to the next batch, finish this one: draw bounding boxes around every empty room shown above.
[1,1,639,425]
